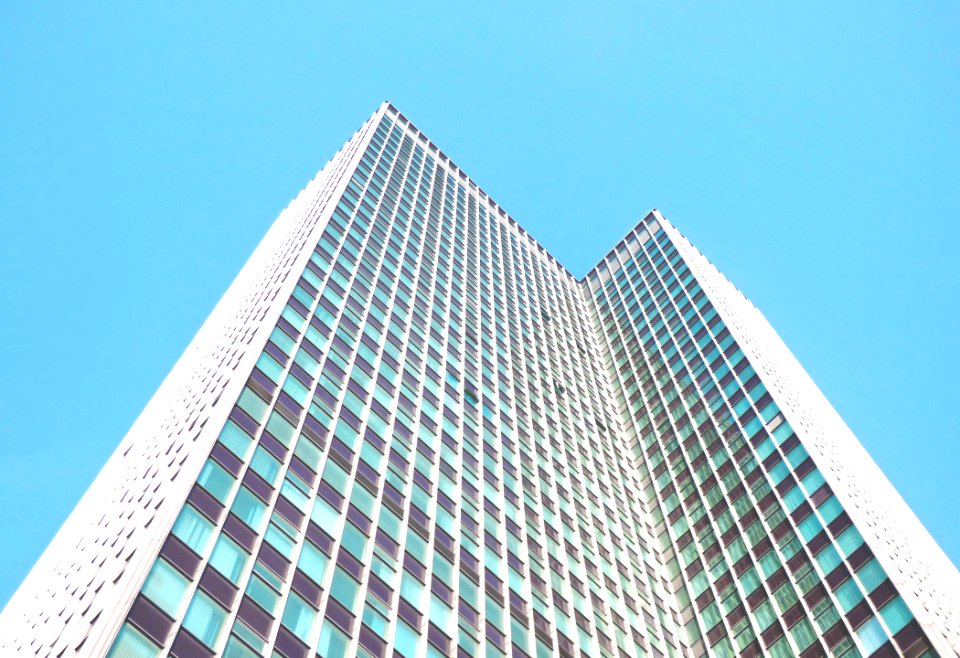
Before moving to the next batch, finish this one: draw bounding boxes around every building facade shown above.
[1,103,957,658]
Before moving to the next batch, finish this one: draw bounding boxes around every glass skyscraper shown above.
[2,102,957,658]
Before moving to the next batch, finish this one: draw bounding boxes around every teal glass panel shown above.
[237,388,268,422]
[856,558,887,592]
[219,420,253,460]
[255,353,284,382]
[856,616,888,654]
[330,566,360,611]
[880,596,913,634]
[393,621,420,658]
[197,459,235,504]
[231,487,267,531]
[223,636,259,658]
[298,541,330,584]
[814,545,842,575]
[245,573,280,615]
[281,592,317,643]
[836,526,864,556]
[317,620,350,658]
[266,412,296,447]
[182,591,228,648]
[106,623,161,658]
[140,558,189,618]
[250,445,281,485]
[171,504,214,556]
[836,578,864,612]
[209,535,249,584]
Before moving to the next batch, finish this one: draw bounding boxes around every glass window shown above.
[393,620,420,658]
[255,353,284,383]
[237,388,268,422]
[182,591,228,648]
[245,572,280,615]
[298,541,330,585]
[223,636,260,658]
[856,559,887,592]
[198,459,235,504]
[140,558,190,618]
[814,545,842,575]
[209,535,250,584]
[836,526,864,557]
[106,623,161,658]
[231,487,267,531]
[171,505,214,556]
[219,420,253,459]
[266,412,296,447]
[879,596,913,634]
[835,578,864,612]
[281,592,318,643]
[317,620,350,658]
[330,566,360,611]
[856,616,888,654]
[250,446,281,485]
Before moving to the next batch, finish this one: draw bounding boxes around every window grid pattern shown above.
[585,214,939,658]
[107,110,692,658]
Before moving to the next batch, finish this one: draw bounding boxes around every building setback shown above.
[2,102,958,658]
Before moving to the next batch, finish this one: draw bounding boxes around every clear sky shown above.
[1,2,957,608]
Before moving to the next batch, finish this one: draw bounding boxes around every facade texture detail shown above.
[2,103,957,658]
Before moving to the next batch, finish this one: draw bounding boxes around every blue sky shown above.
[0,2,957,607]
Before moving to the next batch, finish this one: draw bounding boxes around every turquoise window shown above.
[209,535,249,584]
[782,485,805,512]
[856,616,888,654]
[317,620,350,658]
[769,461,790,485]
[817,495,843,523]
[106,622,161,658]
[341,521,368,559]
[393,621,420,658]
[880,596,913,634]
[797,514,822,542]
[237,388,268,422]
[856,558,887,591]
[814,545,842,575]
[140,558,190,618]
[182,591,228,648]
[223,636,260,658]
[219,420,253,460]
[800,468,826,494]
[835,578,864,612]
[311,496,340,528]
[171,505,214,556]
[266,412,296,447]
[197,459,235,504]
[250,446,281,485]
[837,526,864,556]
[281,477,310,511]
[270,327,296,353]
[265,522,296,554]
[293,435,322,468]
[255,353,284,383]
[282,375,310,406]
[330,566,360,611]
[231,487,267,531]
[245,573,280,614]
[755,438,776,460]
[281,592,318,643]
[298,541,330,584]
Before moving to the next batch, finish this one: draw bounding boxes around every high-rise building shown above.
[2,102,957,658]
